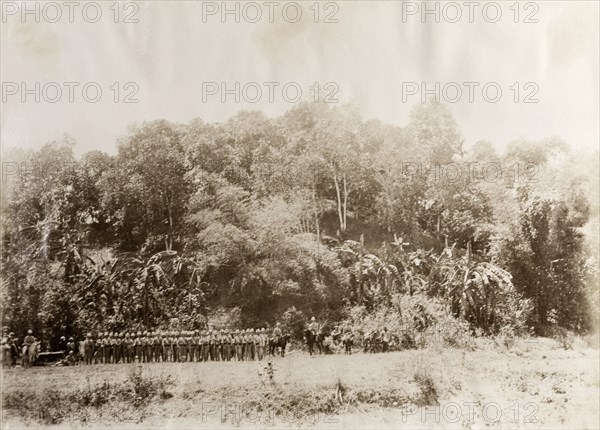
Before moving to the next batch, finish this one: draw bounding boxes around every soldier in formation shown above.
[75,328,275,364]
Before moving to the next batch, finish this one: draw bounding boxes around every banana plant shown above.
[427,242,514,330]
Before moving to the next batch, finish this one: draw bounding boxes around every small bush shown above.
[340,293,475,351]
[2,367,175,425]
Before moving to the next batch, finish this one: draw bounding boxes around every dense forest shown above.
[1,101,598,348]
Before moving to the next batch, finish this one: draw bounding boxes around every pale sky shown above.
[1,1,599,157]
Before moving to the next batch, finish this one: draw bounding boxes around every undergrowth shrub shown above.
[2,367,174,425]
[342,293,475,350]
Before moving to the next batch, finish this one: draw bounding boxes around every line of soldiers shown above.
[79,327,279,365]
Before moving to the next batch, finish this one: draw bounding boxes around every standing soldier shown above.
[154,331,162,363]
[218,329,224,361]
[7,333,18,367]
[214,329,220,361]
[191,330,199,362]
[248,329,255,360]
[162,331,172,363]
[242,329,251,361]
[145,331,153,363]
[133,331,142,362]
[190,331,196,361]
[208,330,214,362]
[84,333,94,365]
[215,329,221,361]
[188,331,195,362]
[102,332,110,364]
[219,330,226,361]
[233,329,241,361]
[179,331,188,362]
[172,331,180,363]
[123,333,133,363]
[94,332,103,364]
[113,333,122,364]
[143,332,150,363]
[107,332,115,364]
[201,330,209,362]
[139,331,146,363]
[110,333,116,364]
[256,329,266,361]
[223,329,231,361]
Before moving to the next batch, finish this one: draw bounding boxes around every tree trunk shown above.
[342,173,348,232]
[312,181,320,252]
[333,173,344,234]
[357,234,364,303]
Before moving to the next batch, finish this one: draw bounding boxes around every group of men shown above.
[77,325,284,365]
[0,332,21,367]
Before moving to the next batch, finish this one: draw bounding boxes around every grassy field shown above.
[1,337,598,429]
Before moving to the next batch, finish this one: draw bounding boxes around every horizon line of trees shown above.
[1,101,598,347]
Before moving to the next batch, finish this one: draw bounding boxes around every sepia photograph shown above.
[1,1,599,428]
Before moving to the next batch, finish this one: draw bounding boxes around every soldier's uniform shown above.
[256,329,266,360]
[242,329,250,360]
[112,334,120,363]
[171,332,178,362]
[190,330,199,362]
[251,330,258,360]
[84,333,94,365]
[133,331,142,362]
[206,331,213,361]
[123,333,133,363]
[145,332,153,363]
[199,331,207,362]
[235,329,244,361]
[214,329,221,361]
[232,330,241,361]
[110,332,117,363]
[214,330,221,361]
[162,332,171,362]
[217,330,224,361]
[95,333,104,364]
[221,330,228,361]
[101,332,110,364]
[23,332,35,352]
[182,331,189,362]
[187,331,194,361]
[181,331,189,362]
[154,331,162,362]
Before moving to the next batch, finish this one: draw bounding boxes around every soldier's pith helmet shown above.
[137,331,142,336]
[69,337,74,341]
[87,332,92,338]
[27,329,32,334]
[311,316,316,321]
